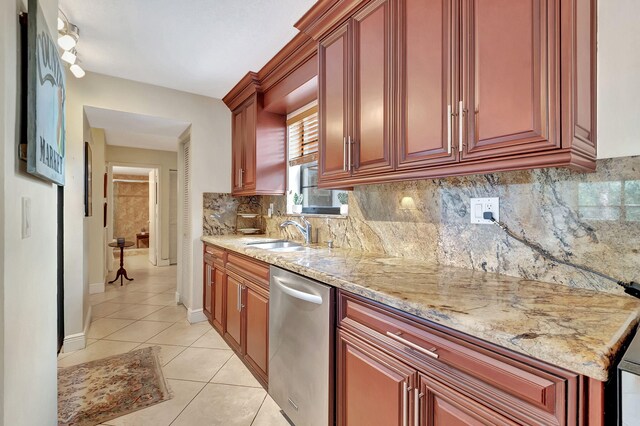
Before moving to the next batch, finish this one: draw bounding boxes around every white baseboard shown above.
[89,281,105,294]
[63,305,92,352]
[174,291,181,305]
[187,308,207,324]
[158,258,171,267]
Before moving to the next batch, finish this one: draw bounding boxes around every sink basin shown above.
[245,240,303,250]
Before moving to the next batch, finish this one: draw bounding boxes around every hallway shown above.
[58,256,287,425]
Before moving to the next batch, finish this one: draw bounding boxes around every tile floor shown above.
[58,255,289,426]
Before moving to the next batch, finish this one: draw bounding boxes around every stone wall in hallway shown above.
[113,174,149,244]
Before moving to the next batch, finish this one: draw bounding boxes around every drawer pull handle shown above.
[386,331,439,359]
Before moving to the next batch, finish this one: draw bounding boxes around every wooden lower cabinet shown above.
[224,271,243,352]
[244,282,269,383]
[203,243,269,388]
[337,329,415,426]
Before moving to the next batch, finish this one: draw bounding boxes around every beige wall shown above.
[598,0,640,159]
[106,145,177,261]
[1,0,59,423]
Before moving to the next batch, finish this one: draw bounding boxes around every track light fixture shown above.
[57,9,85,78]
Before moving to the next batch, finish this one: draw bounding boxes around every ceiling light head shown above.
[70,64,85,78]
[58,23,79,50]
[57,16,65,31]
[61,49,77,65]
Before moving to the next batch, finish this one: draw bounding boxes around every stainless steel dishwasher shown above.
[269,266,334,426]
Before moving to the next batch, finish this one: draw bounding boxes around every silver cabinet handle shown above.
[237,283,241,312]
[347,136,352,172]
[343,137,348,171]
[447,104,452,154]
[241,285,245,309]
[414,388,422,426]
[239,168,244,188]
[402,382,409,426]
[207,266,211,287]
[273,276,323,305]
[458,101,464,153]
[386,331,439,359]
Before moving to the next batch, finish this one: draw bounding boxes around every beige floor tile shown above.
[103,320,174,343]
[57,340,139,367]
[124,283,173,294]
[146,321,209,346]
[107,292,158,304]
[87,318,135,339]
[105,379,205,426]
[191,329,230,349]
[143,305,187,322]
[171,383,266,426]
[210,355,262,388]
[131,343,187,366]
[139,293,177,306]
[106,304,165,320]
[91,302,129,319]
[89,292,120,306]
[251,395,290,426]
[163,347,233,382]
[86,338,98,346]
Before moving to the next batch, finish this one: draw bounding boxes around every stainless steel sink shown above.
[245,240,304,250]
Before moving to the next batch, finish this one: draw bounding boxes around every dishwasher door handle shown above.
[273,277,323,305]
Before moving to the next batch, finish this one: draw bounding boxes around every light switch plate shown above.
[22,197,31,238]
[470,197,499,224]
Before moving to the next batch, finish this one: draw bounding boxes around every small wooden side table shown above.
[108,241,135,286]
[136,233,149,248]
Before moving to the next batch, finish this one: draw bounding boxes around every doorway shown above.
[109,165,159,264]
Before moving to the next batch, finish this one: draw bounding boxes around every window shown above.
[287,105,342,215]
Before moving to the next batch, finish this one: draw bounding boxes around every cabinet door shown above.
[397,0,457,169]
[224,272,243,352]
[212,264,225,333]
[232,109,244,192]
[351,0,394,176]
[242,97,257,191]
[244,282,269,382]
[319,24,352,182]
[419,374,517,426]
[461,0,559,160]
[337,329,416,426]
[203,262,213,321]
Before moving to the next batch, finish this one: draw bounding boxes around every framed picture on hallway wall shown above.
[84,142,92,217]
[23,0,67,185]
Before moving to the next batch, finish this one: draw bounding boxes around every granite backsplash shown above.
[204,156,640,295]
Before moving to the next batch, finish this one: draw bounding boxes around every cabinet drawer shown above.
[226,252,269,289]
[338,291,570,424]
[204,243,226,259]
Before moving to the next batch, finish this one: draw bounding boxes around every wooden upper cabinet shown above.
[351,0,394,176]
[397,0,458,169]
[461,0,560,160]
[231,93,286,196]
[319,24,351,182]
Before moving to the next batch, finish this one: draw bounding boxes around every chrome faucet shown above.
[280,216,312,245]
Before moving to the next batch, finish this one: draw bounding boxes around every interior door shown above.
[351,0,395,176]
[461,0,559,160]
[148,169,157,265]
[337,329,416,426]
[319,23,352,183]
[169,169,178,265]
[397,0,458,169]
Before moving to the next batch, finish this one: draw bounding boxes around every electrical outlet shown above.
[470,197,499,224]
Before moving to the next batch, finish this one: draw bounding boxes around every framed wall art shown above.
[25,0,66,186]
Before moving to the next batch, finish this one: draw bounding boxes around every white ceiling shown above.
[85,106,191,151]
[113,166,154,176]
[59,0,318,98]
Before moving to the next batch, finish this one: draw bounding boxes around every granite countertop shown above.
[202,235,640,381]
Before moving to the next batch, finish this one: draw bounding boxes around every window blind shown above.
[287,106,319,166]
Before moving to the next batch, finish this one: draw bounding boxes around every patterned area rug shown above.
[58,346,173,426]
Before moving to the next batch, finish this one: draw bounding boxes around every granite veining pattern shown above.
[261,156,640,294]
[203,193,260,236]
[202,234,640,381]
